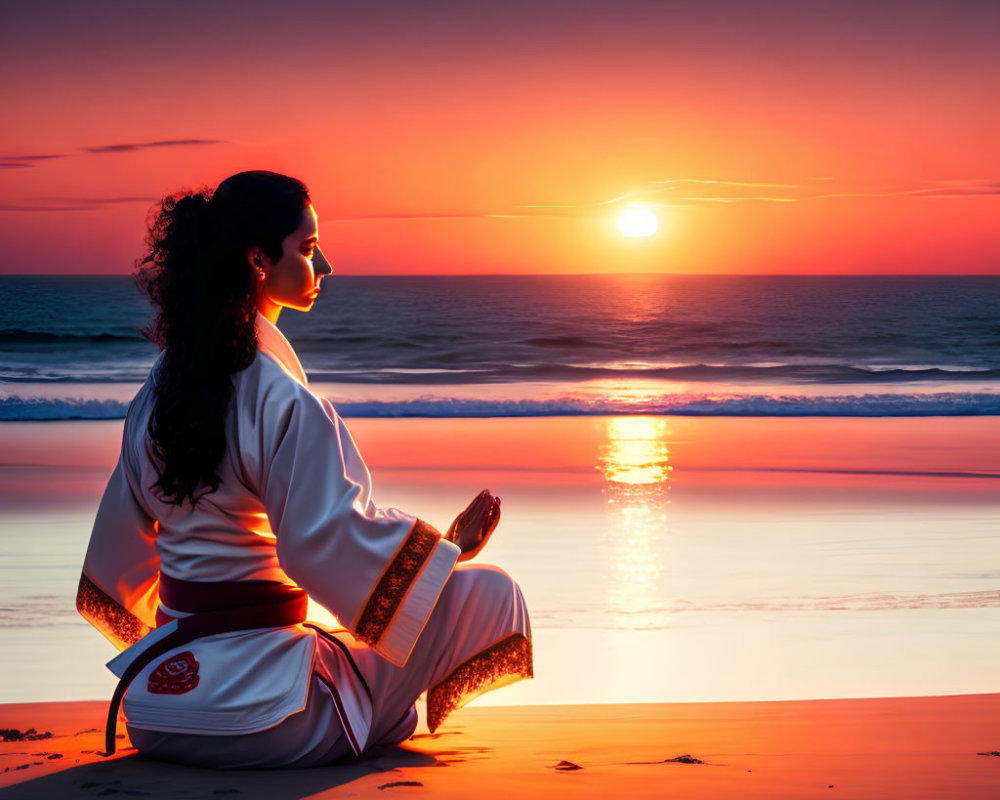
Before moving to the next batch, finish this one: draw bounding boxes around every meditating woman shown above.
[76,170,532,768]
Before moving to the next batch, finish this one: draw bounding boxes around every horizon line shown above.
[2,271,999,279]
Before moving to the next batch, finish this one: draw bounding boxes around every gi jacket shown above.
[77,314,461,744]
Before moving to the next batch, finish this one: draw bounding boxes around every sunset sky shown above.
[1,0,997,275]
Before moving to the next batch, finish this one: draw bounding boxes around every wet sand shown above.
[1,416,998,707]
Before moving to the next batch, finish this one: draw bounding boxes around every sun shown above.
[617,208,658,238]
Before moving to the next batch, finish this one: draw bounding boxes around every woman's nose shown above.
[313,246,333,277]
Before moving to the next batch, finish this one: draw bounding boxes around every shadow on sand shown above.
[0,744,442,799]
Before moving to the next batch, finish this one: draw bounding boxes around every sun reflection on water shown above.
[597,417,672,620]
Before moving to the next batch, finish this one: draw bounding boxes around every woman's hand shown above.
[446,489,501,562]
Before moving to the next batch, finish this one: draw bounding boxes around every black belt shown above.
[104,581,308,755]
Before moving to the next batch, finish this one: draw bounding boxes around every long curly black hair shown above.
[134,170,310,507]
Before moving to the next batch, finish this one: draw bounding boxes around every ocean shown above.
[2,274,999,418]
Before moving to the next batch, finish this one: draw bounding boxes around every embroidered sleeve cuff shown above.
[77,572,153,651]
[353,520,460,667]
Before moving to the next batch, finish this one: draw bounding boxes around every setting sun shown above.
[617,208,659,238]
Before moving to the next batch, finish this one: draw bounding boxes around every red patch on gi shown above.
[147,651,200,695]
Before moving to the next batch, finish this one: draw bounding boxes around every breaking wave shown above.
[3,390,999,421]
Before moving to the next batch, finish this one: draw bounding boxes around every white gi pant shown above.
[127,564,531,768]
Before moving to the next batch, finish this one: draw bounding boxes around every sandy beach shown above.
[2,694,999,798]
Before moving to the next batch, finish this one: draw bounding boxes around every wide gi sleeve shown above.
[257,379,460,668]
[76,441,160,652]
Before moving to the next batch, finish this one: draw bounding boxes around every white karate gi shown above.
[77,314,532,768]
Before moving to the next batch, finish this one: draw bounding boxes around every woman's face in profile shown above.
[259,203,332,314]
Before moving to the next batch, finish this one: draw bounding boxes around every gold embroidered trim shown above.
[76,572,151,650]
[355,520,438,646]
[426,633,533,733]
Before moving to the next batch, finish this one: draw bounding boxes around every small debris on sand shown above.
[0,728,53,742]
[377,781,424,790]
[627,753,706,766]
[553,760,583,771]
[976,751,1000,757]
[665,754,703,764]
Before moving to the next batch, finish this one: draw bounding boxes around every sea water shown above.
[2,274,999,417]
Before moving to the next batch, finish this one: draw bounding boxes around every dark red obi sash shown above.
[105,576,308,756]
[155,575,306,625]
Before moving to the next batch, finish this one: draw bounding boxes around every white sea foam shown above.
[3,388,999,420]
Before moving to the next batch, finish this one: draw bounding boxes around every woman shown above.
[77,171,532,768]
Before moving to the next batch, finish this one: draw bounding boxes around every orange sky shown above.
[1,0,997,275]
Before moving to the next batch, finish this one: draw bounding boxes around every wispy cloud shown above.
[326,175,987,222]
[675,195,798,204]
[328,211,489,221]
[903,179,1000,198]
[596,179,804,207]
[0,196,155,212]
[0,154,69,168]
[817,179,1000,200]
[329,178,853,219]
[649,178,800,189]
[581,176,1000,211]
[323,182,804,222]
[82,138,225,154]
[1,138,225,168]
[592,176,999,207]
[5,173,995,217]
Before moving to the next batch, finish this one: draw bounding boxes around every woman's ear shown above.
[247,247,268,280]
